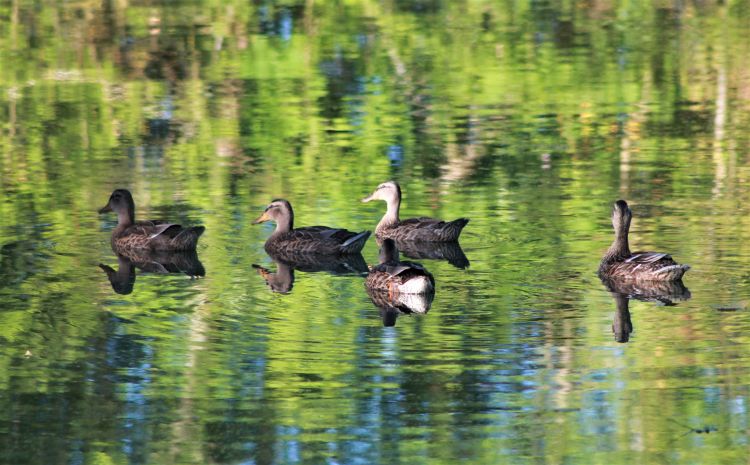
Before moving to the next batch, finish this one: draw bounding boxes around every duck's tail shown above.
[652,264,690,281]
[171,226,205,250]
[397,275,435,295]
[340,230,371,254]
[441,218,469,241]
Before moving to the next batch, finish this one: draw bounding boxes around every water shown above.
[2,1,750,464]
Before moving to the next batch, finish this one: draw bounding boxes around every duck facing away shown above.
[366,239,435,295]
[253,199,370,255]
[99,189,204,252]
[362,181,468,242]
[599,200,689,281]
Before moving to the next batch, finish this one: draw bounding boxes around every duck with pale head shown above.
[362,181,469,242]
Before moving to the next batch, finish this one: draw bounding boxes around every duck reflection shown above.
[601,278,691,343]
[366,287,435,327]
[99,250,205,295]
[366,239,436,326]
[611,293,634,343]
[253,250,368,294]
[383,237,469,269]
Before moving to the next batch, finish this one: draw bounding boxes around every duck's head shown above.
[253,199,294,228]
[362,181,401,203]
[99,189,136,224]
[612,199,632,234]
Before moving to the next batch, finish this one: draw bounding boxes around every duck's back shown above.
[378,217,468,242]
[599,251,690,281]
[366,260,434,293]
[114,221,204,251]
[266,226,370,255]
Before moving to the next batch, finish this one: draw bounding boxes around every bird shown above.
[99,189,204,251]
[366,238,435,295]
[361,181,468,241]
[253,199,370,255]
[599,199,689,281]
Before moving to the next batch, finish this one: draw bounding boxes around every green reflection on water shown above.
[2,1,750,464]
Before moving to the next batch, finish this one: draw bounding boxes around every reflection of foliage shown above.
[1,1,750,464]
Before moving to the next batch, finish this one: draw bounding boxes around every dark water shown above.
[2,1,750,464]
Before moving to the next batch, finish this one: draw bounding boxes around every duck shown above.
[253,199,371,255]
[99,189,204,251]
[599,200,690,281]
[366,238,435,295]
[361,181,468,242]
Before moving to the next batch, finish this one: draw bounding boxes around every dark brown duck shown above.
[599,200,689,281]
[361,181,468,242]
[366,239,435,295]
[99,189,204,251]
[253,199,370,255]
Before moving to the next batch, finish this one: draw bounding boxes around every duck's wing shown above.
[399,217,448,230]
[121,221,204,251]
[393,217,469,241]
[125,220,182,239]
[294,226,360,243]
[372,260,431,279]
[607,251,690,280]
[287,226,370,253]
[148,223,183,239]
[625,252,672,264]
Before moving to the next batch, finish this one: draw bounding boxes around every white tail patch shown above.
[394,293,432,313]
[397,276,434,294]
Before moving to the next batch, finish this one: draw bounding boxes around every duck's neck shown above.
[377,195,401,232]
[117,208,135,227]
[272,212,293,236]
[603,229,630,262]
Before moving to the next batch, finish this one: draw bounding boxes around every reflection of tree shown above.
[2,0,750,462]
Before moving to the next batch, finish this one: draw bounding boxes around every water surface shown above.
[2,1,750,464]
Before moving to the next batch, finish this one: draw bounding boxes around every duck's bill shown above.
[98,204,112,213]
[253,212,271,224]
[361,193,374,203]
